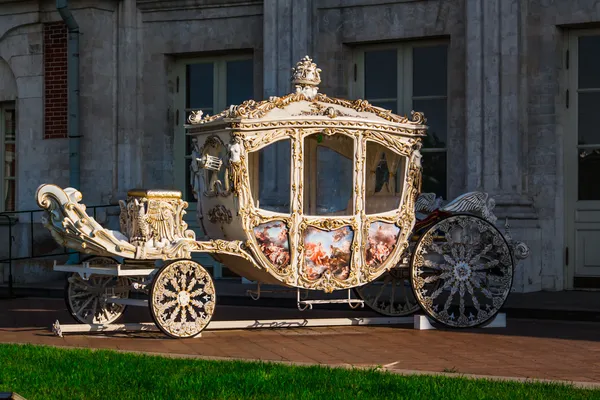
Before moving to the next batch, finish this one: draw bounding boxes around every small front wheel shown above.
[149,259,216,338]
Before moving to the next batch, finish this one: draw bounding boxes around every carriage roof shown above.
[184,56,428,137]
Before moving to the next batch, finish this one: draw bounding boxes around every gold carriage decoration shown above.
[37,56,530,338]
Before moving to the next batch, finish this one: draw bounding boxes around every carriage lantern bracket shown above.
[196,154,223,171]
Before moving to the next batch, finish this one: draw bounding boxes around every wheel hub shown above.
[177,291,191,307]
[453,261,471,282]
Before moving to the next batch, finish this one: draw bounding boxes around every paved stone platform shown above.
[1,297,599,386]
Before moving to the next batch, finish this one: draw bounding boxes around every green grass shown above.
[0,343,598,400]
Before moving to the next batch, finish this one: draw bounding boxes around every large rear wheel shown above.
[410,214,514,328]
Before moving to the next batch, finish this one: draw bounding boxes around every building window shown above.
[352,42,448,198]
[573,34,600,201]
[1,103,16,212]
[174,55,254,202]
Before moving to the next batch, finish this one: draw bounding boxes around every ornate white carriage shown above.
[36,57,529,338]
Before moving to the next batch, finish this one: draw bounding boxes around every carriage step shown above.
[105,298,148,307]
[296,288,364,310]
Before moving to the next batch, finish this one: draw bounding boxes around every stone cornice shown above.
[136,0,261,12]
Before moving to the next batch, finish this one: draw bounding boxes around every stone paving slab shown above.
[1,297,599,386]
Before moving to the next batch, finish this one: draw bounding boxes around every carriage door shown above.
[566,31,600,287]
[300,132,357,285]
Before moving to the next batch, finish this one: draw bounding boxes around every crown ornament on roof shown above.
[291,56,322,99]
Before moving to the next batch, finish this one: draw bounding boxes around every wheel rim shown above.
[150,260,216,338]
[66,256,129,324]
[355,267,420,316]
[411,214,513,328]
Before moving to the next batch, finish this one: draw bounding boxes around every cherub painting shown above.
[366,222,401,267]
[253,221,291,269]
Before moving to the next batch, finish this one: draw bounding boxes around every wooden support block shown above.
[413,313,507,330]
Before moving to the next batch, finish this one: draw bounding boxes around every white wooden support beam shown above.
[51,316,414,337]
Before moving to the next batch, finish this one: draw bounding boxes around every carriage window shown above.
[251,139,291,213]
[365,141,406,214]
[303,133,354,216]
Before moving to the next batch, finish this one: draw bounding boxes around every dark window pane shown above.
[421,151,447,198]
[578,36,600,89]
[578,92,600,145]
[258,140,291,213]
[413,98,447,148]
[185,158,194,201]
[365,50,397,99]
[413,45,448,97]
[227,59,254,106]
[4,109,15,139]
[370,101,397,114]
[186,63,214,109]
[578,149,600,200]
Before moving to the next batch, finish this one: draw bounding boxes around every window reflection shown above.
[579,149,600,200]
[365,141,405,214]
[251,139,291,213]
[304,134,354,216]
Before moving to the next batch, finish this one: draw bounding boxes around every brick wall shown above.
[43,22,68,139]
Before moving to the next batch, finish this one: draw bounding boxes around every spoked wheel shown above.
[65,256,130,324]
[149,259,216,339]
[354,266,420,316]
[410,214,514,328]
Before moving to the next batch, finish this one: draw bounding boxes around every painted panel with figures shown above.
[303,226,354,281]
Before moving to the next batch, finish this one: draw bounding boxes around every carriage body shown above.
[186,74,427,292]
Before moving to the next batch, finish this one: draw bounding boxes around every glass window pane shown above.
[578,149,600,200]
[4,179,15,212]
[578,36,600,89]
[578,92,600,145]
[4,109,15,140]
[370,101,397,114]
[421,151,447,198]
[227,59,254,106]
[186,63,214,109]
[304,134,354,216]
[365,141,406,214]
[413,98,447,148]
[4,142,15,179]
[413,45,448,97]
[365,50,397,100]
[256,139,291,213]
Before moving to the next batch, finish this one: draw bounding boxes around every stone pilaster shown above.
[263,0,313,97]
[465,0,533,210]
[116,0,143,197]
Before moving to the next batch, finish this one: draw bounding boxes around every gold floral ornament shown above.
[291,55,322,100]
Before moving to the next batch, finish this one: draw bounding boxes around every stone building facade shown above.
[0,0,599,291]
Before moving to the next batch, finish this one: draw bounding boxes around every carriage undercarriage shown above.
[36,56,530,339]
[41,184,528,338]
